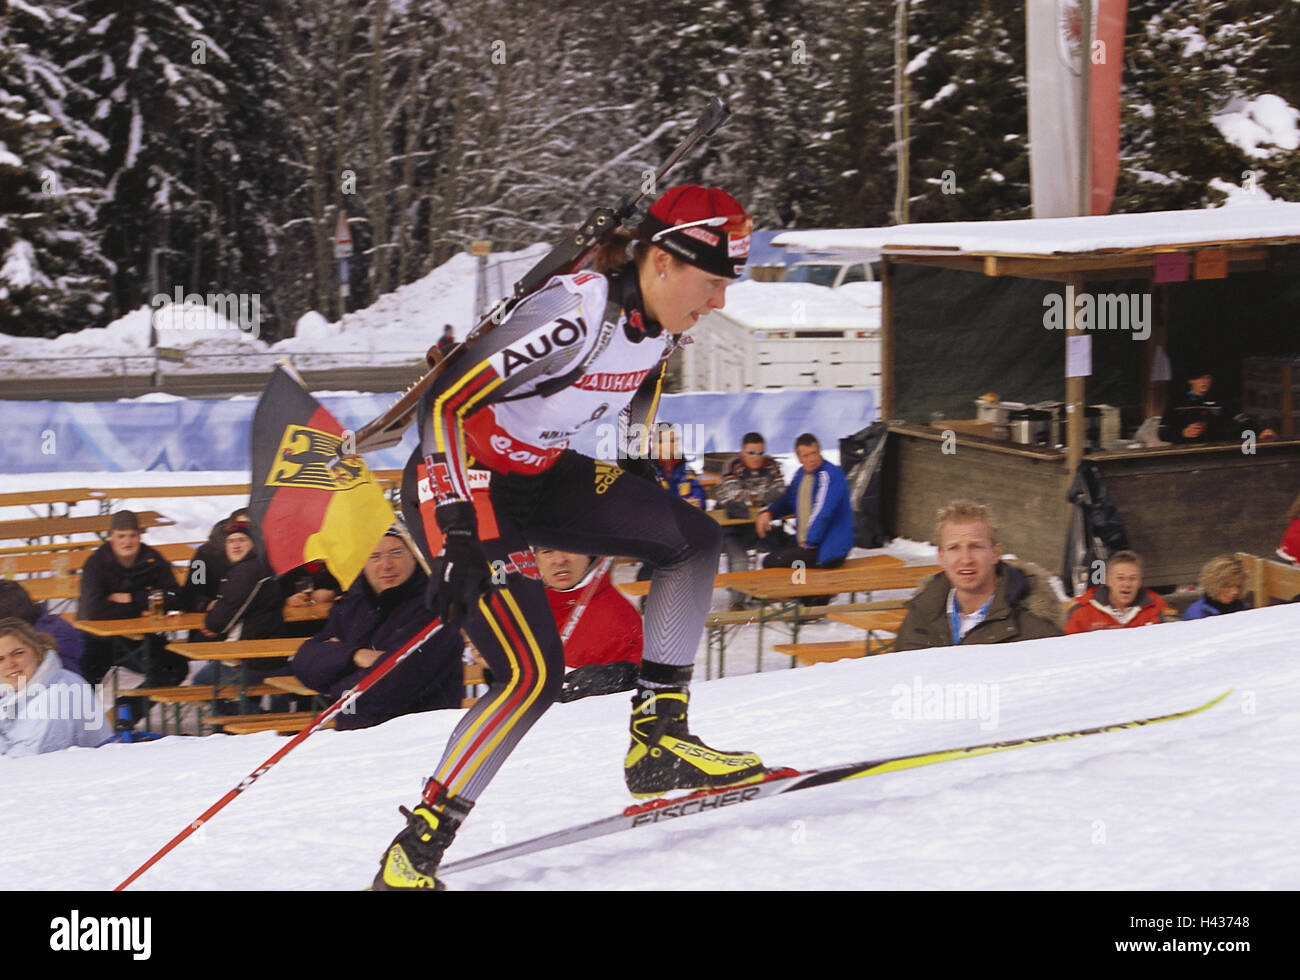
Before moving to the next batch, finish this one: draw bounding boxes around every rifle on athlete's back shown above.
[350,98,730,456]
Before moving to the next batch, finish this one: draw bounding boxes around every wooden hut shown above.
[775,204,1300,588]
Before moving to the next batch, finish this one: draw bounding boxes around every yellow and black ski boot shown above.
[371,780,472,891]
[624,663,766,798]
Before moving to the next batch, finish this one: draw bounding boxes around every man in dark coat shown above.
[292,530,463,730]
[1159,368,1277,444]
[76,510,187,686]
[896,500,1064,651]
[715,431,788,609]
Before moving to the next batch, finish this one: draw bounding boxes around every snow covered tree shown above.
[0,0,110,335]
[903,0,1029,222]
[65,0,234,320]
[1115,0,1278,211]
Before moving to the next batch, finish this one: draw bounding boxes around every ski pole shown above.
[114,617,446,890]
[559,556,614,644]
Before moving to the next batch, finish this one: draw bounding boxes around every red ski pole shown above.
[115,617,446,890]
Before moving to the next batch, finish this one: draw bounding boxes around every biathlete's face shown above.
[535,548,592,591]
[645,250,731,335]
[0,635,40,690]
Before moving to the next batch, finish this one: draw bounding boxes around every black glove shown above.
[427,501,493,623]
[557,660,640,703]
[724,499,749,520]
[618,455,658,483]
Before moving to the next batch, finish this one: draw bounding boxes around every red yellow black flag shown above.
[249,366,394,589]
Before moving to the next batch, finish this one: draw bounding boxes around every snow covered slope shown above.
[6,602,1296,891]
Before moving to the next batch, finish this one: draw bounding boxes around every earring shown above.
[659,272,666,279]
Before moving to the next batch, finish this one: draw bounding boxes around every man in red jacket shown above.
[536,547,643,701]
[1065,550,1169,633]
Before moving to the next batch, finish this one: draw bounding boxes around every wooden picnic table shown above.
[826,609,909,632]
[0,510,175,543]
[168,637,307,718]
[614,554,906,599]
[0,488,106,512]
[723,563,939,669]
[0,540,201,576]
[730,563,939,603]
[283,600,333,622]
[74,611,207,637]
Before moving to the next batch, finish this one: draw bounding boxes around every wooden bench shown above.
[1237,552,1300,606]
[704,598,908,677]
[773,638,894,665]
[0,510,175,544]
[126,682,285,735]
[217,712,335,735]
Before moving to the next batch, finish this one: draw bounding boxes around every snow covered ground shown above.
[3,468,1298,892]
[6,597,1295,892]
[0,243,549,377]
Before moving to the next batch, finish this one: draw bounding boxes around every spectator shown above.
[292,530,463,730]
[1182,555,1250,620]
[1064,550,1169,633]
[756,433,854,571]
[895,500,1064,650]
[715,431,788,610]
[650,424,706,508]
[202,521,284,642]
[635,424,707,583]
[1159,368,1277,444]
[0,617,110,756]
[0,579,86,679]
[435,324,456,356]
[282,560,340,609]
[534,547,643,702]
[280,559,342,639]
[180,507,250,614]
[1277,492,1300,565]
[76,510,187,687]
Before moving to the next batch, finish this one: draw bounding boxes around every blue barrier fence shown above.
[0,389,877,473]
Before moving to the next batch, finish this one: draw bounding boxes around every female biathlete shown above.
[373,185,767,889]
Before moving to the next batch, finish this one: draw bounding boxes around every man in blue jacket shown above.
[755,432,854,573]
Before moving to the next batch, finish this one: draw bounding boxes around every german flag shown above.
[249,366,395,589]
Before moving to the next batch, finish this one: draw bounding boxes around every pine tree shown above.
[0,0,110,336]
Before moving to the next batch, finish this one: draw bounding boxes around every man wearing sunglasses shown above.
[715,432,788,609]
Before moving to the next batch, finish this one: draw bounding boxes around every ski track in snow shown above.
[2,597,1295,891]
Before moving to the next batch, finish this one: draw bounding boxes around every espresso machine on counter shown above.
[976,397,1115,450]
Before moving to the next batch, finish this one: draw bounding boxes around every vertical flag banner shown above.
[250,366,395,589]
[1027,0,1127,217]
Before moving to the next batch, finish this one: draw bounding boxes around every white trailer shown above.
[681,281,881,392]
